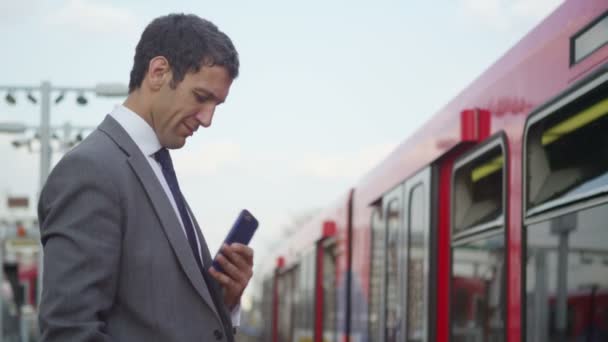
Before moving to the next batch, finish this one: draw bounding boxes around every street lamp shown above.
[0,81,128,190]
[4,93,16,105]
[0,122,28,134]
[26,93,37,104]
[54,93,64,104]
[76,93,88,105]
[0,122,94,153]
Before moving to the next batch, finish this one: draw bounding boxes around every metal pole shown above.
[556,232,569,341]
[550,214,576,342]
[37,81,52,309]
[60,122,72,152]
[533,250,548,342]
[39,81,52,193]
[0,229,4,341]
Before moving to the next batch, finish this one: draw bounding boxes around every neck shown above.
[123,91,154,128]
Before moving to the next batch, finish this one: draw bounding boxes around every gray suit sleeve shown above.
[38,152,122,342]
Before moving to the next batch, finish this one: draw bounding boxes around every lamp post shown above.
[0,81,128,320]
[1,81,128,192]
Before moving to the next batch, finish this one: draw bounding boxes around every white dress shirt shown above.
[109,105,240,325]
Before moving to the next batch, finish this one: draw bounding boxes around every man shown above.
[37,14,253,341]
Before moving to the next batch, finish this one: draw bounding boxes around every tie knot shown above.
[153,147,173,171]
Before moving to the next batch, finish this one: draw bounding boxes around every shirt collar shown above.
[109,104,161,157]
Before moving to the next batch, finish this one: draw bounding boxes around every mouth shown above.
[182,122,196,136]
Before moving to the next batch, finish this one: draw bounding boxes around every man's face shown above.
[151,64,233,149]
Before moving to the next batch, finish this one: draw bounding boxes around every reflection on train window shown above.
[294,251,315,342]
[526,204,608,342]
[322,242,338,342]
[453,145,504,236]
[526,86,608,214]
[369,208,385,341]
[261,277,274,341]
[451,232,505,342]
[572,12,608,64]
[386,199,403,342]
[277,266,298,342]
[407,184,428,342]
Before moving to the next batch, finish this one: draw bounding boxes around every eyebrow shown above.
[193,88,225,104]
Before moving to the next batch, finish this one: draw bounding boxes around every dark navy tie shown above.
[154,148,233,336]
[153,147,205,272]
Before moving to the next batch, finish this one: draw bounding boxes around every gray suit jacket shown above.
[37,115,234,342]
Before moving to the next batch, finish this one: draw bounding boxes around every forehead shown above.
[181,65,233,101]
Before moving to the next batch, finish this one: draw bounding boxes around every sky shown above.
[0,0,564,300]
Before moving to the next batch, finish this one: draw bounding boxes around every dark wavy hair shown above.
[128,14,239,93]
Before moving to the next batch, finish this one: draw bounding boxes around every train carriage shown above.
[256,1,608,342]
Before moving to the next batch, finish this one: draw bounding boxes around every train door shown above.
[402,168,432,342]
[450,136,507,342]
[315,232,338,342]
[277,265,299,342]
[377,167,432,342]
[382,182,404,342]
[369,207,387,341]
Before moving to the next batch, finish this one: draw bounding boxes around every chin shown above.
[164,138,186,150]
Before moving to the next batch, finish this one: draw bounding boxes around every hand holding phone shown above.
[212,209,258,273]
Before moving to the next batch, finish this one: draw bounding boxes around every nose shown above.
[194,105,216,128]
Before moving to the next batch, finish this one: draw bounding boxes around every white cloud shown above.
[0,0,44,25]
[294,143,397,181]
[461,0,563,31]
[511,0,563,19]
[45,0,141,35]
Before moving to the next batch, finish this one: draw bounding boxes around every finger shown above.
[223,244,254,266]
[209,266,236,290]
[215,254,246,284]
[220,247,253,276]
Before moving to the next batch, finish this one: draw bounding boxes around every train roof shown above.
[355,0,608,205]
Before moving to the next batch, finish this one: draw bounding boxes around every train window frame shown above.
[385,196,404,341]
[317,236,338,342]
[522,64,608,342]
[523,66,608,225]
[405,179,431,342]
[450,133,508,342]
[367,206,387,342]
[570,9,608,66]
[276,263,300,342]
[451,133,507,240]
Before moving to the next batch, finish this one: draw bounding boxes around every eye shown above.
[193,92,209,103]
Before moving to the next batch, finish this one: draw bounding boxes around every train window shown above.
[525,79,608,216]
[385,199,403,341]
[526,206,608,341]
[294,251,315,342]
[571,11,608,65]
[261,277,274,341]
[451,136,506,342]
[277,266,299,342]
[368,208,385,341]
[378,168,430,342]
[452,231,506,342]
[524,71,608,342]
[452,139,505,238]
[407,184,429,342]
[322,241,338,342]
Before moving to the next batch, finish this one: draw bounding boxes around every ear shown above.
[145,56,172,92]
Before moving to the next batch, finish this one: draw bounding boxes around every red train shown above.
[255,1,608,341]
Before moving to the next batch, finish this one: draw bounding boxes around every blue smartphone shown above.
[212,209,258,273]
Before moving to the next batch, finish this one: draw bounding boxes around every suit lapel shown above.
[185,203,213,265]
[186,203,234,330]
[98,116,221,321]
